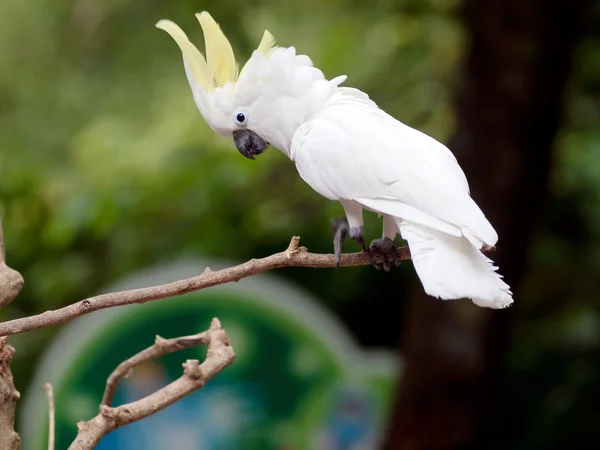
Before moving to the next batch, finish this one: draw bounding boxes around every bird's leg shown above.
[332,217,349,268]
[369,215,402,272]
[332,201,365,267]
[350,224,366,252]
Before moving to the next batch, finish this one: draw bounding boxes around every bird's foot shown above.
[368,238,402,272]
[331,218,366,268]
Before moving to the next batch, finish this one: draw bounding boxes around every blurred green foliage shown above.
[0,0,462,361]
[0,0,599,447]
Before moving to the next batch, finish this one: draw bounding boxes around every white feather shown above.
[162,13,513,308]
[398,221,512,309]
[292,89,497,245]
[291,87,512,307]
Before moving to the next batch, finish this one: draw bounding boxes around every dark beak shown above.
[233,129,270,160]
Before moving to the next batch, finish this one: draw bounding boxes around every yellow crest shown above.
[156,12,276,91]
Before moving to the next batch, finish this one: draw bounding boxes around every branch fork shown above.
[69,318,234,450]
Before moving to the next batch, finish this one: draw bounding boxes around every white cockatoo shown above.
[156,12,513,309]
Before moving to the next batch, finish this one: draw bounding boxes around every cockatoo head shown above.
[156,12,343,158]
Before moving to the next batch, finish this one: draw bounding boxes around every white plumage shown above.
[291,88,512,309]
[157,11,514,309]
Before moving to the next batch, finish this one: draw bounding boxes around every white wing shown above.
[399,221,512,308]
[291,88,497,247]
[291,88,513,308]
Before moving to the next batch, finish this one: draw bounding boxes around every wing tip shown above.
[471,295,514,309]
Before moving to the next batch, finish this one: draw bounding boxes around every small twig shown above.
[284,235,301,259]
[0,236,410,337]
[42,383,55,450]
[68,318,234,450]
[101,331,210,406]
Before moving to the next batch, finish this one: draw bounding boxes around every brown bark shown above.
[0,218,22,450]
[385,0,592,449]
[0,338,20,450]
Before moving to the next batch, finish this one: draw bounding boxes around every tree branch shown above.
[0,218,24,309]
[101,330,211,407]
[0,236,410,337]
[68,318,234,450]
[0,337,21,450]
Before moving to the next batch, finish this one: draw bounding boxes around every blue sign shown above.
[21,257,401,449]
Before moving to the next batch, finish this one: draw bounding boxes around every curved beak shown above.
[233,129,269,160]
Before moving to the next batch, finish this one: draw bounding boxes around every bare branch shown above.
[0,236,410,337]
[68,318,234,450]
[101,331,210,406]
[0,337,21,450]
[0,218,24,309]
[42,383,55,450]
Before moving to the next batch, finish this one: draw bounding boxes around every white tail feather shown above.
[398,220,513,309]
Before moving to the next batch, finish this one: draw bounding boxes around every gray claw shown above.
[332,218,349,268]
[331,220,366,267]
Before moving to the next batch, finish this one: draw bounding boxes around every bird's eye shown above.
[234,111,248,126]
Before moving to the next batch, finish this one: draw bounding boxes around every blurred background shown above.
[1,0,599,448]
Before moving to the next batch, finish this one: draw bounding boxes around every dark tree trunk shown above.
[384,0,592,449]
